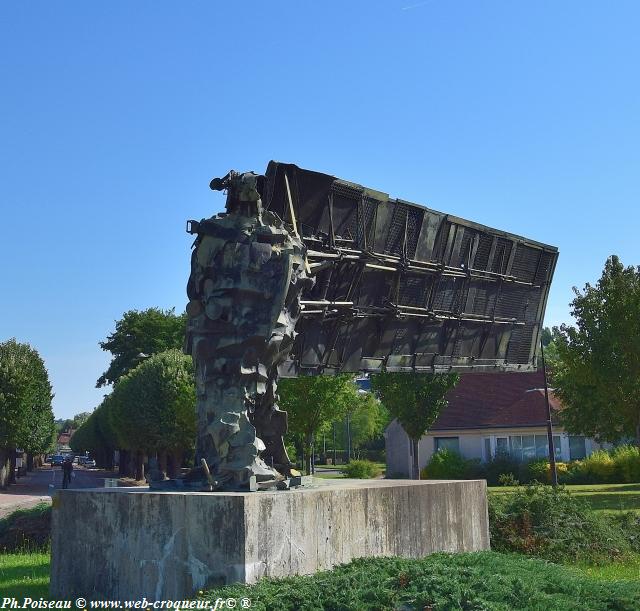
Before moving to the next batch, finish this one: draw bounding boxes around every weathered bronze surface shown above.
[181,161,558,490]
[184,171,312,489]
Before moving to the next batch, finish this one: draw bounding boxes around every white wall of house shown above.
[385,421,602,478]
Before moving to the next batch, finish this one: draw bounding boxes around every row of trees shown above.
[78,252,638,484]
[72,306,464,480]
[280,375,389,474]
[0,339,56,488]
[71,308,193,480]
[71,349,195,480]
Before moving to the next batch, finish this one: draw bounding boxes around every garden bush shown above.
[489,483,632,564]
[201,551,640,610]
[612,444,640,483]
[483,452,523,486]
[420,448,477,479]
[342,459,381,479]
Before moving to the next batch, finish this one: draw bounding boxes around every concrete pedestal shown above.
[50,479,489,601]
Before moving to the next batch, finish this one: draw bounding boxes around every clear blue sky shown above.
[1,1,638,420]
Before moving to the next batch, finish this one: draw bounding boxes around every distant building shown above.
[385,371,603,478]
[56,429,75,453]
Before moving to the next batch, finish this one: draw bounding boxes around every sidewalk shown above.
[0,467,55,519]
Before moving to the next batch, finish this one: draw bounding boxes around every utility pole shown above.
[541,339,558,486]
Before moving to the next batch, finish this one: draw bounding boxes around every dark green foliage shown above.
[0,503,51,552]
[342,459,381,479]
[201,551,640,610]
[97,307,187,387]
[109,349,196,453]
[489,484,634,564]
[371,372,459,479]
[483,453,526,486]
[421,449,479,479]
[0,339,55,486]
[370,372,459,442]
[553,256,640,444]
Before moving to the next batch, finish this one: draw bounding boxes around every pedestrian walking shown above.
[62,457,73,489]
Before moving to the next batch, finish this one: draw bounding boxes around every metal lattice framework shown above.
[260,161,558,375]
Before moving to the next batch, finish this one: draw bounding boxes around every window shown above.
[569,436,587,460]
[495,437,509,455]
[509,434,562,461]
[434,437,460,454]
[483,438,492,460]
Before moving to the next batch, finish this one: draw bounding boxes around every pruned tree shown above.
[109,349,196,479]
[0,339,55,488]
[554,256,640,445]
[371,372,459,479]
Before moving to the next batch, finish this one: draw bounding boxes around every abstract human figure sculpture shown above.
[184,171,313,490]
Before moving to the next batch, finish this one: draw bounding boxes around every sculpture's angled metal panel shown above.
[262,161,558,375]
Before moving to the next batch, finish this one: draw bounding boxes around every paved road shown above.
[0,465,116,518]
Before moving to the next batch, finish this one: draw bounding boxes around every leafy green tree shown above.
[70,400,119,469]
[0,339,55,488]
[554,256,640,445]
[109,349,196,479]
[97,308,187,387]
[279,375,360,474]
[338,391,389,459]
[371,372,459,479]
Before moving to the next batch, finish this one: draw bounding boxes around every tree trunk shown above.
[304,434,313,475]
[159,450,168,478]
[0,447,10,489]
[26,453,34,471]
[168,449,182,478]
[135,450,145,481]
[119,449,129,476]
[9,449,16,484]
[411,438,420,480]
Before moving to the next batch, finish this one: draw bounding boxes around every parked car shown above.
[50,455,64,466]
[79,457,96,468]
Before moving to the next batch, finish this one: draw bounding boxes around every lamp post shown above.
[541,339,558,487]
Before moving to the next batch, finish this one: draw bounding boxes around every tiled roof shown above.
[432,371,561,430]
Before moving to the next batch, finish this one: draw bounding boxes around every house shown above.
[56,429,75,453]
[385,371,603,478]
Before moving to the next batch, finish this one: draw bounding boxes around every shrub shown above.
[525,459,569,484]
[498,473,519,486]
[342,460,381,479]
[489,483,632,564]
[201,551,640,611]
[483,452,522,486]
[566,449,617,484]
[612,445,640,483]
[420,448,475,479]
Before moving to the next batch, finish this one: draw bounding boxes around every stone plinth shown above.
[50,479,489,601]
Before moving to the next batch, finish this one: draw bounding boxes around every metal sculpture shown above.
[179,161,558,491]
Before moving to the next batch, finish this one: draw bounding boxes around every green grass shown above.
[0,551,50,598]
[201,551,640,610]
[313,463,387,479]
[573,553,640,581]
[489,483,640,514]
